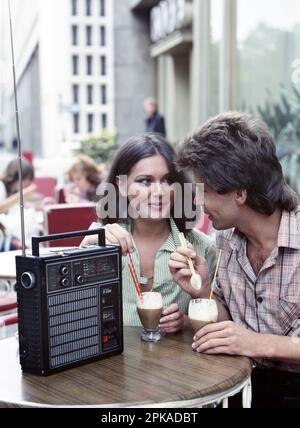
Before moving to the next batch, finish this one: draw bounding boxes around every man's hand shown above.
[192,321,261,357]
[169,244,210,298]
[159,304,185,334]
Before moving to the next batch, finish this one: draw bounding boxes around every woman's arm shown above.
[0,184,37,213]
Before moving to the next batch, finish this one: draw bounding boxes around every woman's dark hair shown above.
[98,133,197,233]
[177,112,299,215]
[2,158,34,196]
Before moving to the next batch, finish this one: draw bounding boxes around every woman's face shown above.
[71,173,92,193]
[122,154,174,221]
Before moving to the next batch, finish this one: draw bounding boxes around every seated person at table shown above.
[81,134,216,333]
[63,155,105,203]
[0,158,36,214]
[169,112,300,408]
[0,158,37,251]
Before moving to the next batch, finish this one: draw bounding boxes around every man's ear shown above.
[234,189,247,206]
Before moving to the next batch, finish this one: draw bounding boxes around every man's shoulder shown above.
[216,228,235,250]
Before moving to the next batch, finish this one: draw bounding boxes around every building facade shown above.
[1,0,299,157]
[131,0,300,144]
[1,0,114,158]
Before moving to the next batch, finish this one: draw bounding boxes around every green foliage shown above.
[76,130,118,163]
[280,150,300,196]
[257,85,300,143]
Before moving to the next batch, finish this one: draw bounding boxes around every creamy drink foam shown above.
[137,292,163,330]
[188,299,218,331]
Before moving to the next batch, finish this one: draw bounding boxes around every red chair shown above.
[0,292,17,313]
[34,177,57,198]
[44,203,97,247]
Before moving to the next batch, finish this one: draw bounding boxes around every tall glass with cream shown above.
[137,292,163,342]
[188,298,218,332]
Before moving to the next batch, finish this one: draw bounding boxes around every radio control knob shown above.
[60,278,68,287]
[60,266,69,276]
[21,272,36,289]
[75,274,84,285]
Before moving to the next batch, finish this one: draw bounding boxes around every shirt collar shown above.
[159,218,182,252]
[277,209,300,250]
[217,208,300,253]
[124,218,182,253]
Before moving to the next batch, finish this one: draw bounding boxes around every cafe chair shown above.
[44,203,97,247]
[34,177,57,199]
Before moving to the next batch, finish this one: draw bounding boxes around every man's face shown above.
[199,183,241,230]
[144,101,156,117]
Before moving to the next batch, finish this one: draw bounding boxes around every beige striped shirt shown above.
[214,208,300,372]
[91,219,216,327]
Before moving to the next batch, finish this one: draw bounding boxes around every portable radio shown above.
[16,229,123,376]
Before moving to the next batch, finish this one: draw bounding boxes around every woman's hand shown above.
[159,304,185,334]
[81,223,134,256]
[169,244,210,298]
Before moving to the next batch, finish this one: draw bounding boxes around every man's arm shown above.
[192,321,300,365]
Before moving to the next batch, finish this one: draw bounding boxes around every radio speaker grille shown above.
[48,287,99,368]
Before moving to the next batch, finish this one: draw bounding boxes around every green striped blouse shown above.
[90,219,216,327]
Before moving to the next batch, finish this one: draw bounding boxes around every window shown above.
[73,84,79,104]
[86,0,92,16]
[236,0,300,144]
[87,85,93,104]
[100,55,106,75]
[101,113,107,129]
[86,55,93,75]
[72,25,78,46]
[71,0,77,16]
[100,84,107,104]
[73,113,80,134]
[100,0,105,17]
[100,25,106,46]
[209,0,222,116]
[86,25,93,46]
[72,55,79,75]
[87,114,94,132]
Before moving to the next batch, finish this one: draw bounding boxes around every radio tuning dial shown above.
[75,274,84,285]
[60,278,68,287]
[60,266,69,275]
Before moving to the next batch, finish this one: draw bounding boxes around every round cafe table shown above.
[0,327,252,408]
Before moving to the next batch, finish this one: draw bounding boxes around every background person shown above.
[81,133,216,333]
[0,158,36,214]
[63,155,105,203]
[169,111,300,408]
[144,97,166,137]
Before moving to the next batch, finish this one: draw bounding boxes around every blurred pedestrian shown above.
[144,97,166,137]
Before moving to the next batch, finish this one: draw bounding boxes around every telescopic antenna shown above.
[8,0,26,256]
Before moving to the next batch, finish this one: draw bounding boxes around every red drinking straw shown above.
[128,253,143,300]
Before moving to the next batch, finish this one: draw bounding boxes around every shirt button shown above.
[257,297,263,304]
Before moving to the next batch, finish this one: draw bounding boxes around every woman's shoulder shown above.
[186,228,215,252]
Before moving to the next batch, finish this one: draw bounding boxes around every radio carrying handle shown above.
[32,228,106,257]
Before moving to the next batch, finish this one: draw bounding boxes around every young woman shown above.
[0,158,36,214]
[81,134,216,333]
[64,155,106,203]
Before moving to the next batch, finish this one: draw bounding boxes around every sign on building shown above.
[150,0,193,43]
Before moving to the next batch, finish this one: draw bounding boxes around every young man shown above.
[169,112,300,408]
